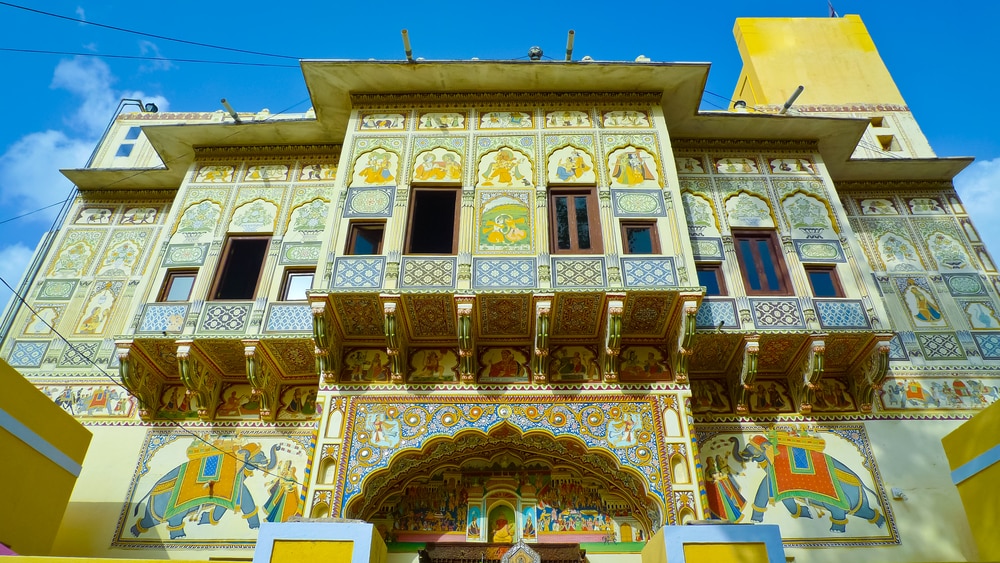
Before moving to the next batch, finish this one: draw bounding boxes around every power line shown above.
[0,1,299,61]
[0,47,299,68]
[0,198,70,225]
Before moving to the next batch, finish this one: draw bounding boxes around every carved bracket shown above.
[311,298,338,384]
[116,340,162,422]
[673,295,701,384]
[790,334,827,414]
[603,296,624,383]
[176,340,223,421]
[852,334,893,413]
[244,339,281,422]
[532,297,552,384]
[733,334,760,415]
[456,296,475,384]
[383,295,405,384]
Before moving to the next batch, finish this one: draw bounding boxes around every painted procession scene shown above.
[43,384,137,419]
[879,377,1000,410]
[115,429,313,547]
[696,424,896,546]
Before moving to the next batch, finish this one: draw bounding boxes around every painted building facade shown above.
[0,14,988,563]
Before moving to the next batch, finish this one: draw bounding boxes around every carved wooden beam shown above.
[852,335,893,413]
[310,298,337,384]
[733,334,760,415]
[673,295,701,384]
[532,297,552,384]
[383,296,405,384]
[176,340,223,421]
[790,334,827,414]
[244,339,281,422]
[456,295,475,384]
[116,340,162,422]
[603,296,624,383]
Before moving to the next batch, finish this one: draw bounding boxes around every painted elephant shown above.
[735,434,885,533]
[131,441,280,538]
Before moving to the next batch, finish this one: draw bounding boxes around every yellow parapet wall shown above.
[732,14,906,107]
[942,399,1000,562]
[0,359,91,555]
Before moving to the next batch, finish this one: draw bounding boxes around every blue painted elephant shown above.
[131,441,280,538]
[736,434,885,533]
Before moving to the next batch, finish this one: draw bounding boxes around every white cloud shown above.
[954,158,1000,256]
[138,40,176,72]
[0,243,37,311]
[75,6,86,21]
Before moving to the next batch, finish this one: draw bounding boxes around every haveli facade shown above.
[0,14,988,563]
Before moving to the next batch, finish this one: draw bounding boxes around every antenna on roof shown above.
[220,98,242,124]
[402,29,414,62]
[565,30,575,61]
[778,85,804,115]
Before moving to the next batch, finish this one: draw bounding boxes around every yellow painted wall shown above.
[683,543,768,563]
[0,359,91,555]
[943,400,1000,562]
[270,539,354,562]
[732,15,906,106]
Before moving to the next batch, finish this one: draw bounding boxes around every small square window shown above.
[549,188,603,254]
[346,222,385,255]
[621,221,660,254]
[124,126,142,140]
[696,264,727,296]
[806,266,844,298]
[406,189,460,254]
[115,143,134,157]
[211,236,270,300]
[159,271,197,302]
[733,230,791,295]
[280,269,314,301]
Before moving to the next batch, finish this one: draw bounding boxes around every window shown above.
[159,271,197,302]
[346,222,385,255]
[733,230,791,295]
[280,269,314,301]
[115,144,134,157]
[406,189,460,254]
[805,266,844,298]
[877,135,901,152]
[124,126,142,140]
[620,221,660,254]
[549,188,603,254]
[211,236,270,300]
[869,116,885,128]
[696,264,727,296]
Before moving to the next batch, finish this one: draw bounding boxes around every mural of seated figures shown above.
[618,346,670,382]
[412,148,463,184]
[547,345,600,383]
[478,147,534,188]
[340,348,392,384]
[607,145,660,187]
[351,148,399,187]
[547,145,596,184]
[408,348,460,383]
[478,347,531,384]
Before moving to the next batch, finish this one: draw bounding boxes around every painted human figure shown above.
[488,349,522,378]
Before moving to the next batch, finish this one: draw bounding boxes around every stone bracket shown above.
[310,297,338,384]
[456,295,475,384]
[116,340,163,422]
[382,295,405,384]
[244,339,281,422]
[673,293,701,384]
[790,334,827,414]
[532,295,552,384]
[852,333,893,413]
[733,334,760,415]
[176,340,223,421]
[603,295,624,383]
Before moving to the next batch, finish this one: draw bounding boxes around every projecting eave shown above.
[62,118,333,190]
[828,156,974,182]
[300,59,712,134]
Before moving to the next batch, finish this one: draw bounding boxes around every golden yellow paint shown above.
[270,540,354,563]
[683,542,769,563]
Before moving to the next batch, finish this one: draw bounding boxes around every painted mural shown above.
[696,424,897,547]
[244,164,288,182]
[547,145,596,184]
[359,113,405,130]
[412,149,463,183]
[607,146,659,187]
[480,111,532,129]
[215,383,261,420]
[43,384,137,418]
[194,165,235,183]
[276,385,320,420]
[114,428,313,547]
[75,280,123,335]
[299,163,337,181]
[879,377,1000,410]
[602,110,649,128]
[547,346,600,382]
[76,208,113,224]
[478,347,531,384]
[690,380,731,414]
[157,385,199,420]
[408,348,460,383]
[478,147,533,188]
[545,110,591,128]
[476,190,533,253]
[618,346,670,382]
[747,380,794,414]
[351,149,398,186]
[418,112,465,130]
[341,348,392,384]
[122,207,158,224]
[895,277,946,328]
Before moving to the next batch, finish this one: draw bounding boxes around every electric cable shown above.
[0,198,71,225]
[0,47,299,68]
[0,1,299,61]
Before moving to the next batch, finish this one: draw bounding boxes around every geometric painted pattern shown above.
[331,294,384,338]
[137,304,189,333]
[793,239,846,263]
[551,257,606,288]
[620,257,676,287]
[552,293,605,337]
[343,187,395,218]
[814,300,870,329]
[916,332,966,360]
[280,242,323,265]
[690,237,724,260]
[477,294,531,337]
[264,304,312,332]
[59,341,101,367]
[942,273,988,296]
[162,243,210,266]
[696,299,739,329]
[621,292,673,336]
[404,294,456,339]
[972,332,1000,360]
[400,257,456,289]
[749,298,805,329]
[332,257,386,289]
[8,341,48,367]
[36,279,78,300]
[199,303,252,332]
[472,258,536,288]
[888,334,908,360]
[610,189,667,217]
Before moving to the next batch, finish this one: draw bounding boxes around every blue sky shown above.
[0,1,998,304]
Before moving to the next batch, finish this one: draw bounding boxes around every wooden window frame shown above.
[805,265,845,298]
[548,187,603,254]
[209,235,271,300]
[345,221,386,255]
[405,188,461,255]
[279,268,315,301]
[158,270,197,302]
[695,263,727,296]
[620,220,661,255]
[732,230,792,296]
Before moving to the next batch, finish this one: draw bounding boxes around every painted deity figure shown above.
[611,149,655,185]
[481,149,528,186]
[487,349,524,378]
[263,460,303,522]
[904,280,943,324]
[358,152,395,184]
[555,149,591,181]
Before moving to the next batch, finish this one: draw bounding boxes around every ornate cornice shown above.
[834,179,954,191]
[192,144,343,158]
[350,91,663,108]
[671,139,818,151]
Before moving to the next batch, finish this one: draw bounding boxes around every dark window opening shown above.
[549,188,602,254]
[212,237,269,300]
[125,126,142,140]
[406,189,459,254]
[346,222,385,255]
[621,221,660,254]
[696,264,726,296]
[733,231,790,295]
[806,266,844,298]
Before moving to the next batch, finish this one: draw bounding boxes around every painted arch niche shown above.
[346,424,664,544]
